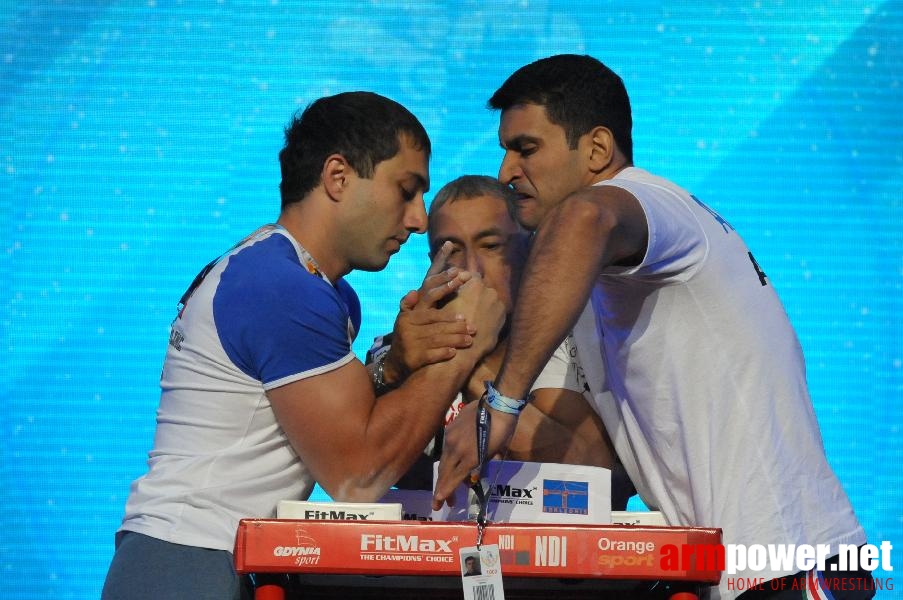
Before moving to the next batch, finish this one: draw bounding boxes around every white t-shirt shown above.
[571,168,865,599]
[120,227,360,551]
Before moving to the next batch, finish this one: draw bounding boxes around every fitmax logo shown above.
[490,484,535,499]
[304,509,373,520]
[360,534,454,553]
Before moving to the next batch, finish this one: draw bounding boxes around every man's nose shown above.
[498,151,518,186]
[465,250,483,276]
[405,194,428,234]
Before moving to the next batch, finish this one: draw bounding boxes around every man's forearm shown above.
[495,197,610,400]
[334,347,483,501]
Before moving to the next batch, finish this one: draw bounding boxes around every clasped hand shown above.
[381,241,505,383]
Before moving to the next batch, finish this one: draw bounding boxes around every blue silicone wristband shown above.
[483,380,527,415]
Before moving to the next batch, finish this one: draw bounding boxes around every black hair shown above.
[279,91,431,209]
[489,54,633,162]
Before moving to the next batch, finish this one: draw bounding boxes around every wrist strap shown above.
[483,380,527,415]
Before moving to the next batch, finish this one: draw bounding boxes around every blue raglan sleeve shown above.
[213,237,358,389]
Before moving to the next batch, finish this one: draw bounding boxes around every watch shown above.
[371,350,393,395]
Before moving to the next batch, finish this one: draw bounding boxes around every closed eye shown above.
[400,186,416,202]
[502,136,540,158]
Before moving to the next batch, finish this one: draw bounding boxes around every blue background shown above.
[2,1,901,597]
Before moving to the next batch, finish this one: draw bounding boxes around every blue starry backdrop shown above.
[2,1,901,597]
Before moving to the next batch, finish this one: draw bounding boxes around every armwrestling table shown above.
[235,519,722,599]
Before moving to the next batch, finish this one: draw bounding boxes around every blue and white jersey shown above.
[120,225,361,551]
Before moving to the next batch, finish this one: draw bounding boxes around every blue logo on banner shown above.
[542,479,589,514]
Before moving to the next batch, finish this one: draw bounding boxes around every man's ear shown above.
[322,153,350,201]
[586,126,616,173]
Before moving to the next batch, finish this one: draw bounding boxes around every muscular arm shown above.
[433,184,647,507]
[462,338,616,467]
[506,387,617,468]
[497,185,647,400]
[269,277,504,502]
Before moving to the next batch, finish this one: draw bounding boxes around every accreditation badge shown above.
[459,544,505,600]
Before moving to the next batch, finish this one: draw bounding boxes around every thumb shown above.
[399,290,419,311]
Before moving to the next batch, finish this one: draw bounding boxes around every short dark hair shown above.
[279,91,431,209]
[427,175,520,250]
[489,54,633,162]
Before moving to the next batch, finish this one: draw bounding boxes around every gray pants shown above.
[101,531,251,600]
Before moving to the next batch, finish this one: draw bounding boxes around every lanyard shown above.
[291,236,327,283]
[176,224,325,318]
[471,399,492,548]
